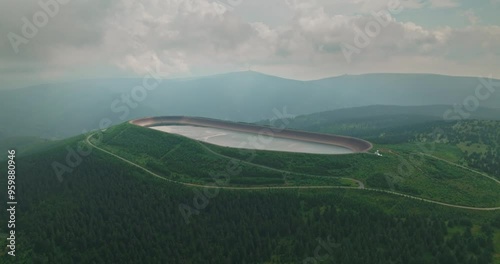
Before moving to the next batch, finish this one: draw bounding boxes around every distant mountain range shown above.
[1,71,499,141]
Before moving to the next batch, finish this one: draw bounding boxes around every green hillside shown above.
[85,123,500,208]
[1,115,500,263]
[1,127,499,263]
[272,108,500,181]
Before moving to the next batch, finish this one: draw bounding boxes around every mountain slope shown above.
[1,123,498,263]
[1,72,499,142]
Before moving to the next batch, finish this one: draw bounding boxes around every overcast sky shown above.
[1,0,500,88]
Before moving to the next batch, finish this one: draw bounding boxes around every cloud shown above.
[462,9,479,25]
[0,0,499,86]
[428,0,459,8]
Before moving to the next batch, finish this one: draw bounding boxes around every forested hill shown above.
[269,105,500,135]
[0,124,499,263]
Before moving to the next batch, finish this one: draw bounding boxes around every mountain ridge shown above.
[1,72,499,142]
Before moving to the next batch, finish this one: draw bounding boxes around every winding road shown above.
[86,134,500,211]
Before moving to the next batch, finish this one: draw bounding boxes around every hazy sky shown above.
[1,0,500,88]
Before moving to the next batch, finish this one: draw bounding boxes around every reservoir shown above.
[151,125,353,154]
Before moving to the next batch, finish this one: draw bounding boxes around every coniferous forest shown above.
[1,131,498,263]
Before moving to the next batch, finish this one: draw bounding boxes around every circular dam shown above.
[130,116,373,155]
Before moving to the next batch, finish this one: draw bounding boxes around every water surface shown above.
[151,125,353,154]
